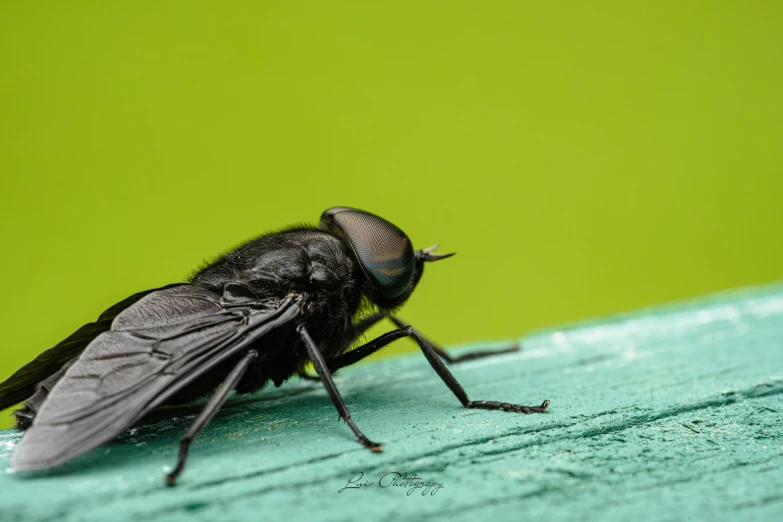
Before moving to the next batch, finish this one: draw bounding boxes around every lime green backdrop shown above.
[1,2,782,428]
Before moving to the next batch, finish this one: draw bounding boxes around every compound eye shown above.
[320,207,415,298]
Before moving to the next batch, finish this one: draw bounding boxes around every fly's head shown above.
[318,207,454,311]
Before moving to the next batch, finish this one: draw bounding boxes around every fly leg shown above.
[325,326,549,414]
[387,316,520,363]
[298,311,386,380]
[305,311,517,379]
[165,349,258,486]
[350,311,386,340]
[297,325,383,452]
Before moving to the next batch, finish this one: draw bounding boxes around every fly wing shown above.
[0,285,184,411]
[11,284,301,470]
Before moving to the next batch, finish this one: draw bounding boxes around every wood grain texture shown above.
[1,284,782,522]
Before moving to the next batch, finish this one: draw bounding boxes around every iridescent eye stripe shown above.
[368,250,410,281]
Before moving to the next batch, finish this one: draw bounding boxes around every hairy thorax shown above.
[188,228,368,394]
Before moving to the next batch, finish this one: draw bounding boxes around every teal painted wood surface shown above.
[0,284,782,521]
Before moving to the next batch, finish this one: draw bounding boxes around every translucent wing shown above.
[0,285,183,411]
[11,284,300,470]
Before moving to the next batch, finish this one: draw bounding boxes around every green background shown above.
[1,1,781,429]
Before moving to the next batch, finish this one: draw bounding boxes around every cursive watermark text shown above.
[339,472,444,496]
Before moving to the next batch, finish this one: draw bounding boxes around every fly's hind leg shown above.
[165,350,258,486]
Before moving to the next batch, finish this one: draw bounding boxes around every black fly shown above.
[0,207,549,485]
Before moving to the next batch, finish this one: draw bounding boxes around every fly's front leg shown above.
[405,325,549,414]
[325,325,549,414]
[387,316,520,363]
[297,325,383,452]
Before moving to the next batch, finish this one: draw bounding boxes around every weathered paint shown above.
[1,284,782,521]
